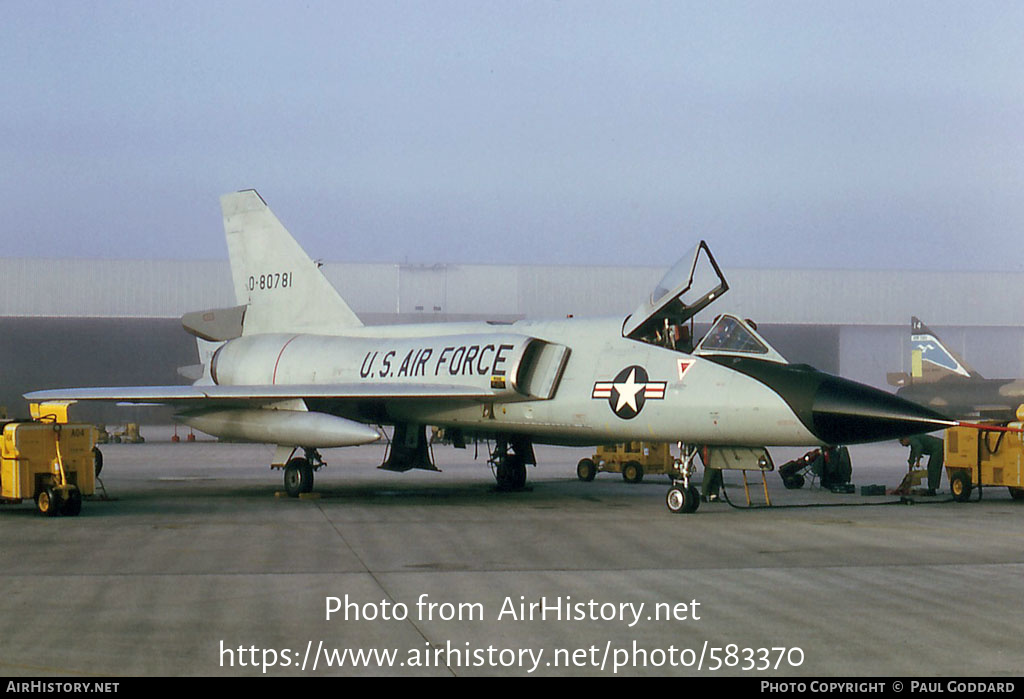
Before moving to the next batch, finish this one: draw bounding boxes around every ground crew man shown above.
[899,434,944,496]
[702,463,722,502]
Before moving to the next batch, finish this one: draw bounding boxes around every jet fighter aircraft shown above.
[27,191,954,512]
[888,316,1024,421]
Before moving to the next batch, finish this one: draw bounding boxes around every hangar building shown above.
[1,257,1022,423]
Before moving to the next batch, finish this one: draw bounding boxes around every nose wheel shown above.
[666,444,700,514]
[666,484,700,514]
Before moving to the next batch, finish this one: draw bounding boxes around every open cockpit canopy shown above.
[622,241,728,343]
[623,241,787,363]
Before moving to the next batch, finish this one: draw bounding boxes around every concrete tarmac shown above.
[1,430,1022,677]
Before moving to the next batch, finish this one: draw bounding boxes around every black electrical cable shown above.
[717,479,956,510]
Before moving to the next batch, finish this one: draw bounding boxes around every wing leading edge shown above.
[25,383,498,405]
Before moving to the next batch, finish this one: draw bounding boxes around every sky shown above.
[2,1,1022,271]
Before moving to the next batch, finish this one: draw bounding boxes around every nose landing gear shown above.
[666,444,700,514]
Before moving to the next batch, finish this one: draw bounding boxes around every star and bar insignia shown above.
[592,365,667,419]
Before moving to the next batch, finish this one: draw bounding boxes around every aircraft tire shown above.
[950,470,972,503]
[512,461,527,490]
[622,461,644,483]
[509,456,532,495]
[284,458,314,497]
[496,455,527,491]
[684,485,700,512]
[576,458,596,482]
[666,486,685,513]
[666,485,700,514]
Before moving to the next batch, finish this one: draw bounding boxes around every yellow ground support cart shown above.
[96,422,144,444]
[577,442,674,483]
[944,423,1024,503]
[0,420,99,516]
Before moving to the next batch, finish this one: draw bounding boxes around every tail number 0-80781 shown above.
[248,272,293,291]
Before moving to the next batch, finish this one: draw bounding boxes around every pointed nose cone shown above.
[810,374,954,444]
[706,357,955,445]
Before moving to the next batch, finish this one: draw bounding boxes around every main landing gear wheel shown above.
[950,470,972,503]
[489,437,533,492]
[576,458,596,482]
[284,458,314,498]
[666,485,700,514]
[496,454,527,491]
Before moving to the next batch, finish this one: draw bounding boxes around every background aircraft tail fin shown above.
[221,190,363,334]
[909,316,979,381]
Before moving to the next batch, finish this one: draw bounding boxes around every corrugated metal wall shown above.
[725,268,1024,327]
[0,259,231,318]
[2,258,1021,327]
[2,258,1023,416]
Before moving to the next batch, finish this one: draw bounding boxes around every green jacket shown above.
[906,434,943,466]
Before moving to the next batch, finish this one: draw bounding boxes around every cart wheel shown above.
[36,487,63,517]
[1009,487,1024,501]
[61,488,82,516]
[782,474,805,490]
[666,485,700,514]
[576,458,596,482]
[93,446,103,477]
[950,470,972,503]
[622,461,644,483]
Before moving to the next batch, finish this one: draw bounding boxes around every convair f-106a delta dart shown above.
[28,190,954,513]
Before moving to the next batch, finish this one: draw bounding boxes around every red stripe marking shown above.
[272,335,300,385]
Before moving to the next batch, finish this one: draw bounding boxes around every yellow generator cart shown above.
[0,421,98,516]
[944,425,1024,503]
[577,442,674,483]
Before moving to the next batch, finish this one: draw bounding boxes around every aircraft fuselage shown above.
[205,316,941,448]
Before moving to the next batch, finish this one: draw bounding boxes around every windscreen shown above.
[698,315,768,354]
[695,314,789,364]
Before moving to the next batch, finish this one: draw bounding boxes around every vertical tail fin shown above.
[220,190,363,334]
[910,316,979,381]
